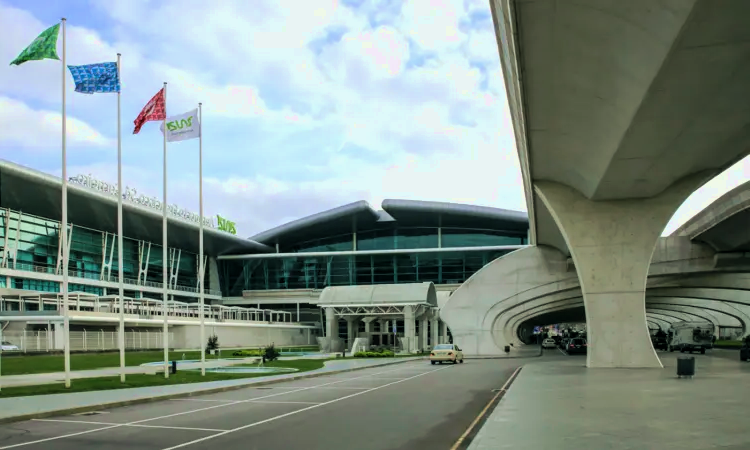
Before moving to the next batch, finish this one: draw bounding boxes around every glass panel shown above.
[441,228,524,248]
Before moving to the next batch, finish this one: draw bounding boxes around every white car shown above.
[542,338,557,349]
[1,341,19,351]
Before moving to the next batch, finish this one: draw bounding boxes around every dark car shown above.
[741,339,750,362]
[651,335,668,351]
[566,338,587,354]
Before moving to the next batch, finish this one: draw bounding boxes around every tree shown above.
[206,335,220,353]
[264,344,280,362]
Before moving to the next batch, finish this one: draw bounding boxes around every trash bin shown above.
[504,345,511,353]
[677,356,695,378]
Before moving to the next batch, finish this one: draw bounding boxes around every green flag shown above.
[10,23,61,66]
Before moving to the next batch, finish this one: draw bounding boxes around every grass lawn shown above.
[0,346,320,376]
[0,358,334,398]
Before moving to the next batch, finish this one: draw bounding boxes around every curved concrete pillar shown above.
[534,172,713,368]
[439,246,572,355]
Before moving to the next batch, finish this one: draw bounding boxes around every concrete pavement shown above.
[0,358,525,449]
[469,350,750,449]
[0,357,421,422]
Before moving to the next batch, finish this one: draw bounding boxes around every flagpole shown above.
[162,81,169,379]
[116,53,126,383]
[198,102,205,376]
[61,17,71,389]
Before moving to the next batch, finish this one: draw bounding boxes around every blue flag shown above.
[68,62,120,94]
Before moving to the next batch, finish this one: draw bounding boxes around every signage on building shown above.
[68,174,237,234]
[217,215,237,235]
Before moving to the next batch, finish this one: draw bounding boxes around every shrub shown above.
[206,335,220,353]
[232,349,262,357]
[264,344,280,362]
[353,350,395,358]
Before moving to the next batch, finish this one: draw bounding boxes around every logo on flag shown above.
[68,62,120,94]
[159,109,200,142]
[133,88,166,134]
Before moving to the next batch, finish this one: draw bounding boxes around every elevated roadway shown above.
[490,0,750,367]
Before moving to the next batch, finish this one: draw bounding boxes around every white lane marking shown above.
[557,347,568,356]
[31,419,226,433]
[301,387,370,390]
[169,399,236,403]
[363,377,407,380]
[161,366,451,450]
[0,362,424,450]
[247,401,320,405]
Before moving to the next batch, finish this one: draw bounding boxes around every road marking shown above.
[0,362,423,449]
[160,365,451,450]
[247,401,321,405]
[169,398,236,403]
[363,377,407,380]
[299,386,370,390]
[450,366,522,450]
[558,347,568,356]
[31,419,226,433]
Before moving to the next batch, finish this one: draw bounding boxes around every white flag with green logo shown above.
[159,108,200,142]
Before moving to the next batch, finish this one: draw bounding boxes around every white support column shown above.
[441,320,448,345]
[168,248,181,291]
[100,232,116,281]
[420,317,428,352]
[137,241,151,285]
[345,317,358,351]
[403,306,416,353]
[535,173,711,368]
[56,218,72,275]
[430,315,438,350]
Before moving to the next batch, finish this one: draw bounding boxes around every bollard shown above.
[171,360,177,374]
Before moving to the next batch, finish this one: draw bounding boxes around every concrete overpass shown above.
[489,0,750,367]
[442,177,750,362]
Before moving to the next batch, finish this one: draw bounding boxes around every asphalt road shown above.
[0,358,529,450]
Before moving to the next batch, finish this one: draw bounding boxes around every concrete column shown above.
[404,306,416,353]
[345,317,358,350]
[441,321,448,344]
[431,317,439,349]
[420,317,428,352]
[325,307,337,339]
[534,173,710,368]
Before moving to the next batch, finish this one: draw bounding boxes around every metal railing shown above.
[4,262,222,296]
[1,330,174,352]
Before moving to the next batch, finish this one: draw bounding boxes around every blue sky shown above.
[0,0,747,237]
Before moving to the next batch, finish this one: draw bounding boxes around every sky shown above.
[0,0,747,238]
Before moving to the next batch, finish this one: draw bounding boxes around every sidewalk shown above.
[469,351,750,449]
[0,356,422,423]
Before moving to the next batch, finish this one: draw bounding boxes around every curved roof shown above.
[318,282,437,307]
[249,200,381,244]
[381,199,529,230]
[672,179,750,251]
[250,199,529,246]
[0,160,272,256]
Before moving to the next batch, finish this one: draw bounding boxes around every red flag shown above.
[133,88,166,134]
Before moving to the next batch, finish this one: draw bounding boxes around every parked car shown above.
[741,338,750,362]
[651,335,668,351]
[565,338,587,354]
[542,338,557,349]
[1,341,19,351]
[430,344,464,365]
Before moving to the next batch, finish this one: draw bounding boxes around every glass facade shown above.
[0,209,206,294]
[284,226,526,253]
[219,249,515,296]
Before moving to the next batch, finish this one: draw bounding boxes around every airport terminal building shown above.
[0,160,530,353]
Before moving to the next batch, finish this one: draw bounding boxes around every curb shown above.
[0,357,423,425]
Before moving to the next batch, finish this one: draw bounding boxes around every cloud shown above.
[663,155,750,236]
[0,96,113,148]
